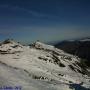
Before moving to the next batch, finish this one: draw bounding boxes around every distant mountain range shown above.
[55,37,90,67]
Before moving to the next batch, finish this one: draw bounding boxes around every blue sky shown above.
[0,0,90,44]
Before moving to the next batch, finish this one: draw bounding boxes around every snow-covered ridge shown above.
[0,39,90,90]
[30,41,55,50]
[0,39,24,54]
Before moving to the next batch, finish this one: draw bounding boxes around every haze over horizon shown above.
[0,0,90,44]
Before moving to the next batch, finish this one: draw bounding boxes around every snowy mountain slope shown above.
[55,37,90,67]
[0,40,90,90]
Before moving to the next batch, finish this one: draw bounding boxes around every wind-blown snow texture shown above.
[0,39,90,90]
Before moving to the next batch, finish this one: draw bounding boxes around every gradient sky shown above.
[0,0,90,44]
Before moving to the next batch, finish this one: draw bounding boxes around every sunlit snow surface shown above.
[0,40,90,90]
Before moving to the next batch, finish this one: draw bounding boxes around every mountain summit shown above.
[0,39,23,54]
